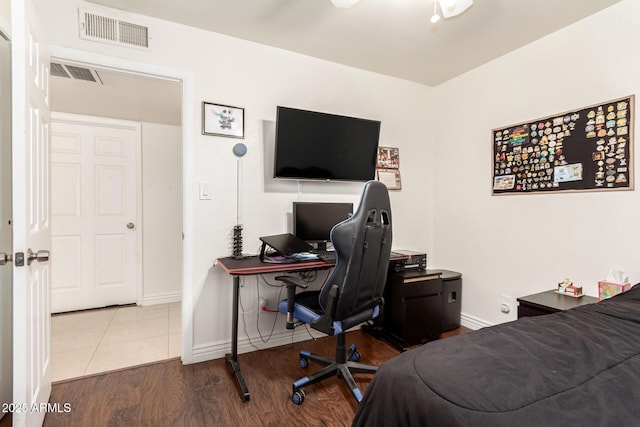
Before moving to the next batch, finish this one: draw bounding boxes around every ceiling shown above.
[50,64,182,125]
[87,0,622,86]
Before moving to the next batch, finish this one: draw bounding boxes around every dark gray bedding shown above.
[353,285,640,426]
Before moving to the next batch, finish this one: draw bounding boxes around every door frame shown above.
[49,45,195,363]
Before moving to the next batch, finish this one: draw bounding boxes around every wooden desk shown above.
[216,252,408,402]
[216,255,333,402]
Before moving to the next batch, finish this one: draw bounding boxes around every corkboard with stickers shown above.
[492,95,634,194]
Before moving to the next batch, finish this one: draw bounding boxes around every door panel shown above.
[0,31,12,420]
[51,116,139,313]
[12,0,52,425]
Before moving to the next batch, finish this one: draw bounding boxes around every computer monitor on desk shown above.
[293,202,353,252]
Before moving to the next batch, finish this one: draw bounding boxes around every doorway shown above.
[48,61,183,380]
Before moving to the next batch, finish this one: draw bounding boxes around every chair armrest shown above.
[275,275,308,289]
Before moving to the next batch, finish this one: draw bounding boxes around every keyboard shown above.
[316,250,337,264]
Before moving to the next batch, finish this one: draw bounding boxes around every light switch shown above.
[199,181,212,200]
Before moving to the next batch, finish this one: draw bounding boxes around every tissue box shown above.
[598,281,631,300]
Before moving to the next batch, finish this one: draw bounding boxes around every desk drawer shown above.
[394,276,443,299]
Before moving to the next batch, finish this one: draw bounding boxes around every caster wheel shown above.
[299,358,309,368]
[350,350,361,362]
[292,389,305,405]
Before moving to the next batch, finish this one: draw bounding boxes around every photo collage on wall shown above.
[492,95,634,194]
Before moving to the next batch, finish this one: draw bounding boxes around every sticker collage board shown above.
[492,95,634,194]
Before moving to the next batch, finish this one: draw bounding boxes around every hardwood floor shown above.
[43,327,469,427]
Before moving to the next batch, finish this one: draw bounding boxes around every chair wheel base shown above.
[292,389,305,405]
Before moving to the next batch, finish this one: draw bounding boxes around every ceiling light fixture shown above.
[331,0,361,8]
[329,0,473,22]
[432,0,473,22]
[430,0,441,23]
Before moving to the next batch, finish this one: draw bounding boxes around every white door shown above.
[0,32,12,419]
[12,0,52,425]
[50,115,140,313]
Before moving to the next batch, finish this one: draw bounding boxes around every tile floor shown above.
[51,302,181,382]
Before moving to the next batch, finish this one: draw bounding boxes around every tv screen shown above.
[274,106,381,182]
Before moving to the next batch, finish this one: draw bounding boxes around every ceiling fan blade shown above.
[439,0,473,18]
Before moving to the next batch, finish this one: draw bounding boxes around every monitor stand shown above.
[315,242,328,252]
[259,241,298,264]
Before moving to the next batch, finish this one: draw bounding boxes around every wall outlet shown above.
[500,294,514,314]
[258,297,267,310]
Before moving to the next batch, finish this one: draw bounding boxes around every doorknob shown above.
[0,252,12,266]
[127,222,135,229]
[27,249,50,266]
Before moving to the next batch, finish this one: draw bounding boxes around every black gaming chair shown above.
[276,180,392,404]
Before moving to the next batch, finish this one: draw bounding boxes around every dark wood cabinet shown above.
[364,269,462,351]
[383,270,443,347]
[517,289,598,318]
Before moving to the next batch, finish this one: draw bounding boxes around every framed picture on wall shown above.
[377,168,402,190]
[202,101,245,138]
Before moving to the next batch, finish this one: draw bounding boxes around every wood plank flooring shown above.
[42,328,468,427]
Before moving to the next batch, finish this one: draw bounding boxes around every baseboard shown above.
[190,328,324,364]
[141,291,181,306]
[460,312,493,330]
[188,315,490,364]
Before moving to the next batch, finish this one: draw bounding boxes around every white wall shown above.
[141,122,182,304]
[34,0,435,361]
[432,0,640,326]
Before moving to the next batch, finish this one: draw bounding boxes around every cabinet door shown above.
[384,273,443,345]
[402,295,442,343]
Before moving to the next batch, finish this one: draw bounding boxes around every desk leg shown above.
[226,275,250,402]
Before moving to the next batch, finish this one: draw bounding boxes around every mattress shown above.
[353,285,640,426]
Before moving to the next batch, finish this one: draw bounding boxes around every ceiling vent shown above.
[78,8,151,49]
[50,62,103,84]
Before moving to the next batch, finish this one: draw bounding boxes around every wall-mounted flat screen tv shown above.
[274,106,381,182]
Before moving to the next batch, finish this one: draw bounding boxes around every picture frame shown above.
[377,168,402,190]
[202,101,245,138]
[377,146,400,169]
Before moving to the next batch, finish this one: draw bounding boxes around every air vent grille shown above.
[79,9,150,49]
[65,65,96,82]
[50,63,71,78]
[84,12,118,42]
[50,62,102,84]
[119,21,149,48]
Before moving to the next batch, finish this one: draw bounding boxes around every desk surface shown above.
[217,255,331,275]
[217,252,409,276]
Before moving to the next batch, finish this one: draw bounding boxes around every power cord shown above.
[239,271,326,349]
[237,275,285,350]
[254,284,284,343]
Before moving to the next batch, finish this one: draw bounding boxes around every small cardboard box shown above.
[598,281,631,301]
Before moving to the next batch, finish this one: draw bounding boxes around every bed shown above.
[353,284,640,426]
